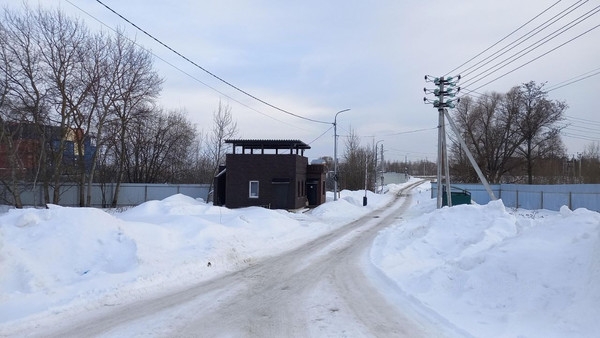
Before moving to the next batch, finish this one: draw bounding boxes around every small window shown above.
[249,181,259,198]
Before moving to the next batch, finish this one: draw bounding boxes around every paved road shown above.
[43,180,442,337]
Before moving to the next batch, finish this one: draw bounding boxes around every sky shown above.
[1,180,598,336]
[1,0,599,162]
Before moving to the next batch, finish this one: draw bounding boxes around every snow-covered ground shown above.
[1,178,599,337]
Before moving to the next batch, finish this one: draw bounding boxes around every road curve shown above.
[42,180,441,337]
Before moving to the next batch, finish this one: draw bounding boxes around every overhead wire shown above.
[461,3,600,89]
[459,0,588,84]
[439,1,600,155]
[448,0,600,96]
[547,66,600,91]
[64,0,318,134]
[562,132,599,141]
[93,0,330,125]
[561,114,600,142]
[382,127,438,137]
[468,23,600,93]
[565,115,600,126]
[307,125,334,146]
[445,0,564,77]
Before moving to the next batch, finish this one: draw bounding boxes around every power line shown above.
[449,1,600,94]
[307,125,333,145]
[93,0,330,125]
[382,127,437,137]
[565,115,600,125]
[64,0,319,134]
[468,23,600,93]
[461,3,600,89]
[445,0,564,77]
[459,0,587,84]
[547,67,600,91]
[565,123,600,134]
[562,131,600,141]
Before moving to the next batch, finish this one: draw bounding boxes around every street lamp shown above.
[374,139,384,193]
[333,108,350,201]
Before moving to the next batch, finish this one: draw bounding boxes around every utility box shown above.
[442,186,472,206]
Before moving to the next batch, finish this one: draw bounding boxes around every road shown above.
[41,180,443,337]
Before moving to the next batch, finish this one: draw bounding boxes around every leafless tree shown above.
[1,5,51,206]
[205,100,237,197]
[109,33,163,207]
[0,28,25,207]
[340,127,375,191]
[34,6,93,203]
[581,142,600,183]
[451,93,523,183]
[514,81,567,184]
[74,30,113,206]
[124,108,198,183]
[450,82,566,184]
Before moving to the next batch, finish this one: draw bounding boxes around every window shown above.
[249,181,259,198]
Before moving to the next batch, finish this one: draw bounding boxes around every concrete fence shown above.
[431,182,600,212]
[1,183,211,208]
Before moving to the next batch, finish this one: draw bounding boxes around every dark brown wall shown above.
[307,164,327,206]
[225,154,308,209]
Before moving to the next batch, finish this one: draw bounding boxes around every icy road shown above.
[40,180,442,337]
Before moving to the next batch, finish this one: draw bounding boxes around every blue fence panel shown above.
[430,182,600,212]
[572,193,600,211]
[542,192,571,211]
[5,183,211,208]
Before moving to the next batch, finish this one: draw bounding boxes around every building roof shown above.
[225,139,311,150]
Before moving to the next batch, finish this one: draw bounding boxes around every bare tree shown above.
[451,93,523,183]
[1,5,52,206]
[581,142,600,183]
[205,100,237,197]
[340,127,375,191]
[450,82,567,184]
[0,29,26,207]
[109,33,163,207]
[124,108,198,183]
[34,6,93,204]
[75,30,112,206]
[514,81,567,184]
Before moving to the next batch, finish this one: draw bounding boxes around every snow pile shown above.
[1,178,599,337]
[0,189,390,324]
[371,196,600,337]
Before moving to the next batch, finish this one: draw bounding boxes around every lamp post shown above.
[374,139,384,193]
[333,108,350,201]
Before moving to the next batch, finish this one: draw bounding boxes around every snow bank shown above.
[0,185,402,325]
[2,178,598,337]
[371,197,600,337]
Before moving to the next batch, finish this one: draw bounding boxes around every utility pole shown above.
[425,75,460,208]
[380,144,385,193]
[333,109,350,201]
[424,75,496,208]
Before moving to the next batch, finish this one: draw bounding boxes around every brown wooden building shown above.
[213,139,327,209]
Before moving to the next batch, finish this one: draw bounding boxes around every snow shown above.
[1,178,599,337]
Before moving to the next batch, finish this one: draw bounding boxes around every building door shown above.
[306,180,319,206]
[271,181,290,209]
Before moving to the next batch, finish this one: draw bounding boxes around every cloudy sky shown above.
[3,0,599,162]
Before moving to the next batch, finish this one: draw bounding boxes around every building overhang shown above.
[225,139,310,156]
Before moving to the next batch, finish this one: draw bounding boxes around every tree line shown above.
[450,81,599,184]
[0,5,237,208]
[337,81,599,190]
